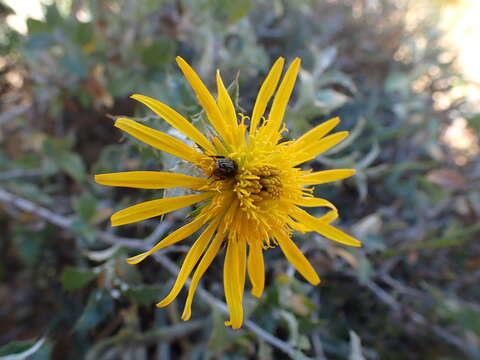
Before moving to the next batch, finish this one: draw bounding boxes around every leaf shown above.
[384,72,410,94]
[60,54,88,77]
[295,68,350,119]
[125,285,165,306]
[357,256,373,284]
[26,19,49,34]
[468,113,480,133]
[314,46,338,75]
[73,193,97,222]
[44,3,63,28]
[0,338,45,359]
[24,34,54,51]
[349,330,366,360]
[70,219,98,244]
[141,39,176,68]
[41,136,86,182]
[75,289,114,331]
[226,0,252,23]
[278,310,300,346]
[73,22,94,46]
[61,266,97,291]
[352,214,382,239]
[317,71,357,95]
[314,89,349,114]
[55,152,86,183]
[12,225,49,266]
[85,245,121,262]
[257,340,273,360]
[208,306,231,353]
[15,236,42,266]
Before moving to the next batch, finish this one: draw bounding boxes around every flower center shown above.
[234,165,283,211]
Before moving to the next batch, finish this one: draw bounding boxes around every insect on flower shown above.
[210,156,238,180]
[95,56,361,329]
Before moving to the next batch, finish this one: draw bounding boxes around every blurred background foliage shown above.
[1,0,479,359]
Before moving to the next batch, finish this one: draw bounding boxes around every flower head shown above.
[95,57,361,329]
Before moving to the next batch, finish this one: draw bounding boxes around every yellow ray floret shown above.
[300,169,356,185]
[216,71,243,148]
[95,171,208,189]
[247,240,265,297]
[293,208,361,247]
[291,131,350,166]
[259,58,301,142]
[176,56,233,144]
[290,116,340,150]
[111,192,212,227]
[276,231,321,285]
[156,217,220,307]
[126,214,210,265]
[115,118,203,164]
[224,239,244,329]
[95,56,361,329]
[250,57,285,136]
[182,230,225,322]
[130,94,216,154]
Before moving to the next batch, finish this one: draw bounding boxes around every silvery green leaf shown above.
[314,46,338,76]
[349,330,366,360]
[0,338,45,360]
[317,71,357,95]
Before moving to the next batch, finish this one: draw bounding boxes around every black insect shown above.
[211,156,238,180]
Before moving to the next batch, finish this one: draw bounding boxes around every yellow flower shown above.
[95,57,361,329]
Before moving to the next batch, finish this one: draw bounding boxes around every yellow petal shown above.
[216,71,239,145]
[111,192,212,227]
[276,232,320,285]
[320,210,338,223]
[295,197,338,211]
[95,171,207,189]
[115,118,202,164]
[300,169,356,185]
[250,57,285,136]
[291,117,340,150]
[125,251,151,265]
[130,94,216,154]
[292,131,349,166]
[293,208,361,247]
[223,240,243,329]
[261,58,301,139]
[288,219,311,232]
[247,240,265,298]
[156,218,220,307]
[126,214,208,265]
[290,199,339,232]
[176,57,232,143]
[288,209,338,232]
[237,237,246,301]
[181,230,224,321]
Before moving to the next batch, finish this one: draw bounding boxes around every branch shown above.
[362,277,469,354]
[0,188,72,229]
[0,169,45,181]
[86,320,204,360]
